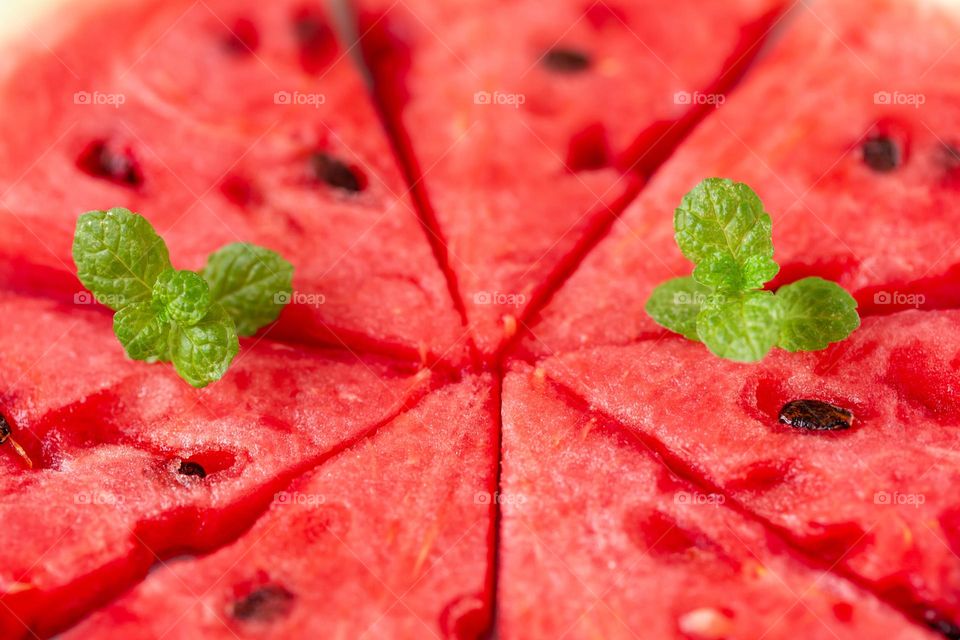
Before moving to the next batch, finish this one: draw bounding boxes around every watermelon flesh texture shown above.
[356,0,785,358]
[500,364,935,639]
[520,0,960,358]
[0,294,435,639]
[64,375,498,640]
[538,311,960,631]
[0,0,468,366]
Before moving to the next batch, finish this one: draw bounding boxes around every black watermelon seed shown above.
[0,414,10,445]
[924,609,960,640]
[231,585,295,622]
[779,399,853,431]
[861,136,900,172]
[542,47,591,73]
[309,152,365,193]
[178,460,207,479]
[77,140,143,187]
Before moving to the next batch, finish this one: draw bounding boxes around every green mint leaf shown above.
[72,208,172,310]
[674,178,778,290]
[168,304,239,388]
[202,243,294,337]
[153,269,212,326]
[645,277,715,340]
[776,277,860,352]
[696,290,782,362]
[113,301,171,362]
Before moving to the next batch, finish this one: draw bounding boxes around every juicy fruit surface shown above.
[0,0,467,365]
[1,0,959,638]
[521,0,960,358]
[65,375,498,639]
[500,365,933,639]
[357,0,785,357]
[540,312,960,630]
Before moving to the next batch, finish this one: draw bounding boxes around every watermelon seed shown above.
[292,7,337,73]
[861,136,900,172]
[177,460,207,479]
[542,47,591,73]
[76,140,143,188]
[0,414,33,468]
[223,18,260,55]
[309,152,366,193]
[778,399,853,431]
[924,609,960,639]
[230,584,295,622]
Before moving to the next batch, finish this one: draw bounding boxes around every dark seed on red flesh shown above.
[309,152,365,193]
[0,414,10,445]
[861,136,900,172]
[542,47,591,72]
[230,584,295,622]
[178,460,207,479]
[779,400,853,431]
[77,140,144,187]
[924,609,960,639]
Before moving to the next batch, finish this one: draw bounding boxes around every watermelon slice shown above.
[0,294,435,638]
[536,311,960,633]
[520,0,960,358]
[500,363,934,639]
[63,374,498,639]
[355,0,786,358]
[0,0,468,366]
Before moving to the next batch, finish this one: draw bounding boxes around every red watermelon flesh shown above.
[500,363,935,639]
[356,0,786,358]
[0,0,468,365]
[0,296,434,638]
[538,311,960,631]
[520,0,960,359]
[63,374,498,640]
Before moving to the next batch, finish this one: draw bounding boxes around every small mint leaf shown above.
[202,243,294,337]
[645,277,715,340]
[153,269,212,326]
[72,208,172,310]
[113,301,171,362]
[675,178,777,291]
[168,304,239,388]
[776,277,860,352]
[696,290,782,362]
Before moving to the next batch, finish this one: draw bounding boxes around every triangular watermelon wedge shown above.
[521,0,960,358]
[0,0,468,366]
[63,374,498,639]
[538,311,960,633]
[355,0,786,359]
[500,363,935,639]
[0,294,434,639]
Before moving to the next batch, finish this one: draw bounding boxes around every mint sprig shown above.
[73,208,294,387]
[646,178,860,362]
